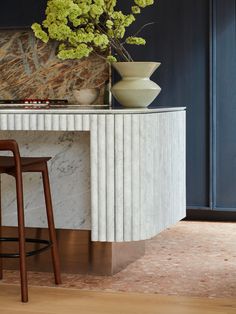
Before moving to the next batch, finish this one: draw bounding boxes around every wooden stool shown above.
[0,140,61,302]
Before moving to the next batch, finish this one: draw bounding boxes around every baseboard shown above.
[185,209,236,222]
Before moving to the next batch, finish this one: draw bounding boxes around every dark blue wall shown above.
[214,0,236,210]
[118,0,236,211]
[0,1,46,28]
[118,0,211,209]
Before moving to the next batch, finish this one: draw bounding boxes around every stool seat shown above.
[0,156,51,173]
[0,139,61,303]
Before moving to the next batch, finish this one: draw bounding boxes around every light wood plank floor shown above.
[0,284,236,314]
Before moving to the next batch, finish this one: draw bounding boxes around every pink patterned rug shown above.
[1,221,236,298]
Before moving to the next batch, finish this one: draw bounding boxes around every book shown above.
[0,99,68,109]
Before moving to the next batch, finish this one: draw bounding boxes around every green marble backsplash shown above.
[0,31,108,103]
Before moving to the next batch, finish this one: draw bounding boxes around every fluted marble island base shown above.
[0,106,186,274]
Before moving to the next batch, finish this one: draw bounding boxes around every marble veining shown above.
[0,131,91,230]
[90,111,186,241]
[0,31,108,103]
[0,109,186,242]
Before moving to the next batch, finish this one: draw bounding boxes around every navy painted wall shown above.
[118,0,211,208]
[0,1,46,28]
[214,0,236,210]
[118,0,236,211]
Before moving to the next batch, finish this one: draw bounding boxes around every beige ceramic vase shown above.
[111,62,161,108]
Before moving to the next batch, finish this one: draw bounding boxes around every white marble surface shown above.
[0,106,185,115]
[90,111,186,241]
[0,131,91,230]
[0,107,186,242]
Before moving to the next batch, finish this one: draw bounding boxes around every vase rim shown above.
[114,61,161,65]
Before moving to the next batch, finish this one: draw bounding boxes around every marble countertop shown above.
[0,106,186,242]
[0,106,186,115]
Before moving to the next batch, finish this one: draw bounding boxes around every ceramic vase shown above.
[111,62,161,108]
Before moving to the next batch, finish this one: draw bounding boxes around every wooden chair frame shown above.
[0,140,61,302]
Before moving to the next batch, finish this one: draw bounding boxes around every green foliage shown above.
[126,36,146,45]
[32,0,155,62]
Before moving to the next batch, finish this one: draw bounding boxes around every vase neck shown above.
[112,62,161,78]
[122,76,150,80]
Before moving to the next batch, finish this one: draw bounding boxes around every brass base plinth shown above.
[1,227,145,275]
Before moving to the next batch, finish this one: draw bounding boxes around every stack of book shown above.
[0,99,68,109]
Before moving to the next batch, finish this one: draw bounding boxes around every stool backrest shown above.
[0,140,21,172]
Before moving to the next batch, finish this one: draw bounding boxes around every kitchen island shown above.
[0,106,186,274]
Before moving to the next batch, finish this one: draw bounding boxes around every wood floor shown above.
[0,284,236,314]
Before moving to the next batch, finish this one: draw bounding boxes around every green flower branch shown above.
[31,0,155,62]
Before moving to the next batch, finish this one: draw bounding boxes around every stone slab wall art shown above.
[0,30,108,103]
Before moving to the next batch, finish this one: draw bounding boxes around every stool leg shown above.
[15,171,28,303]
[42,164,61,285]
[0,175,3,280]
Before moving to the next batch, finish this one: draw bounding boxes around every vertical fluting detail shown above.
[131,114,140,241]
[59,114,67,130]
[0,114,7,130]
[105,114,115,241]
[0,110,186,242]
[52,114,60,131]
[37,114,44,130]
[114,114,124,241]
[90,114,98,240]
[82,114,90,130]
[75,115,82,130]
[97,115,107,241]
[66,114,74,131]
[15,114,23,130]
[140,114,146,238]
[123,114,132,241]
[7,114,15,130]
[22,114,29,130]
[44,114,51,130]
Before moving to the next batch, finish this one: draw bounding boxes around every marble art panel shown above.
[0,31,108,103]
[0,131,91,230]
